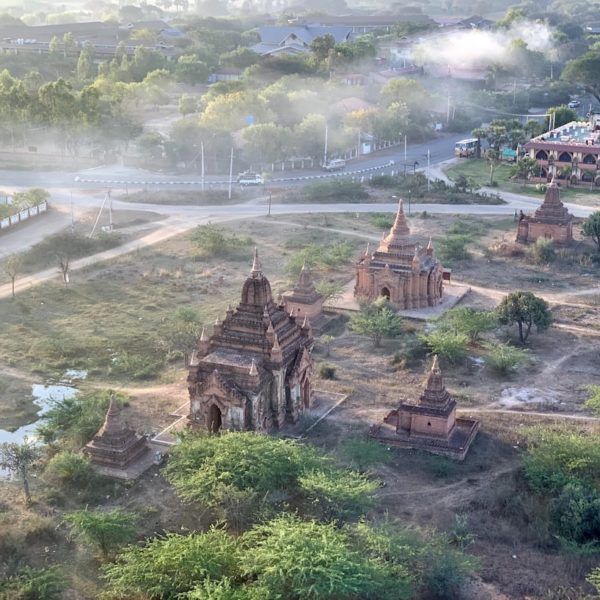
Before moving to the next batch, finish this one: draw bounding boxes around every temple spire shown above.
[99,396,125,436]
[390,198,410,238]
[199,326,207,342]
[424,355,444,393]
[249,358,258,376]
[251,247,261,277]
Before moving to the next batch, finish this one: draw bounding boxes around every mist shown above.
[413,21,556,69]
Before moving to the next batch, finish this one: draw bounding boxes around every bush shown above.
[419,330,468,364]
[191,223,253,257]
[529,238,556,265]
[484,342,530,375]
[340,438,392,472]
[434,307,497,342]
[300,469,379,522]
[370,213,395,229]
[318,364,336,379]
[43,451,98,489]
[584,384,600,417]
[436,234,471,263]
[109,351,164,380]
[298,179,370,203]
[551,483,600,546]
[369,175,397,188]
[284,241,354,277]
[350,299,404,347]
[0,566,67,600]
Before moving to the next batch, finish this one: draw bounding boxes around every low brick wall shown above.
[0,201,48,232]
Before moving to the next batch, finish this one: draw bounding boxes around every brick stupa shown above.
[84,398,148,468]
[283,263,325,331]
[516,178,574,245]
[187,249,314,432]
[355,199,444,308]
[369,356,479,461]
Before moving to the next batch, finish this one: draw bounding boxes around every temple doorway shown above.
[381,286,390,300]
[208,404,222,433]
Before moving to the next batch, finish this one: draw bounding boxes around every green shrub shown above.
[484,342,530,375]
[0,566,67,600]
[551,483,600,546]
[299,179,370,202]
[419,330,468,364]
[299,469,379,522]
[284,241,354,277]
[318,364,336,379]
[436,234,471,262]
[109,351,164,379]
[369,175,397,188]
[529,238,556,265]
[434,307,497,342]
[370,213,395,229]
[340,438,392,472]
[192,223,253,257]
[584,385,600,417]
[43,451,97,488]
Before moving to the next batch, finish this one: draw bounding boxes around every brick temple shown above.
[354,199,444,308]
[370,356,479,461]
[187,249,314,432]
[84,397,148,468]
[283,263,326,332]
[516,178,574,245]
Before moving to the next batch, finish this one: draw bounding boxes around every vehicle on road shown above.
[322,158,346,171]
[454,138,479,157]
[568,100,581,108]
[237,172,264,186]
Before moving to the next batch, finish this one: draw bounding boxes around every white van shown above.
[322,159,346,172]
[237,172,264,186]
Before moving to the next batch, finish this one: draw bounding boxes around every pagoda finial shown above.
[364,242,370,256]
[249,358,258,377]
[199,326,207,342]
[426,237,434,254]
[424,355,444,393]
[214,315,221,326]
[251,247,261,276]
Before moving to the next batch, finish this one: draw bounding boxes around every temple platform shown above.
[326,278,471,320]
[91,441,167,480]
[369,417,480,461]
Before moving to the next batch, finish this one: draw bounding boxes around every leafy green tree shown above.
[3,252,23,299]
[544,106,578,130]
[582,211,600,252]
[242,122,289,165]
[0,441,40,505]
[588,567,600,594]
[43,451,98,489]
[550,482,600,545]
[175,55,209,85]
[523,428,600,494]
[350,299,404,347]
[510,156,538,187]
[240,514,399,600]
[76,43,95,82]
[435,307,497,342]
[310,34,336,62]
[299,469,379,522]
[165,432,323,508]
[103,529,239,598]
[179,94,198,116]
[562,49,600,104]
[65,509,138,559]
[496,291,552,344]
[419,330,468,364]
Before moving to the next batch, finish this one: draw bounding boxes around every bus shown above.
[454,138,479,158]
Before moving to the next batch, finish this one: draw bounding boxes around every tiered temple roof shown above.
[531,179,573,224]
[284,263,323,307]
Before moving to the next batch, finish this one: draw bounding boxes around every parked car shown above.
[237,172,263,186]
[568,100,581,108]
[322,158,346,172]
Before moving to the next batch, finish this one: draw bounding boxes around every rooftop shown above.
[527,118,600,149]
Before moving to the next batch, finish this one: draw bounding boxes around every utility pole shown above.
[513,80,517,105]
[268,191,272,217]
[446,91,451,124]
[404,134,407,162]
[70,191,74,233]
[107,189,113,232]
[323,123,328,167]
[201,141,205,193]
[228,147,233,200]
[427,149,430,192]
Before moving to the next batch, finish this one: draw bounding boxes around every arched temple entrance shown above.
[208,404,222,433]
[381,286,391,300]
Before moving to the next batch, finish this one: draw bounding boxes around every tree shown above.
[76,43,95,82]
[497,291,552,344]
[65,509,138,559]
[0,566,67,600]
[544,105,578,130]
[562,49,600,104]
[471,127,486,158]
[299,469,378,522]
[350,299,404,347]
[585,384,600,417]
[310,34,336,62]
[3,252,23,299]
[582,211,600,251]
[240,514,401,600]
[435,306,497,342]
[483,342,530,375]
[510,156,538,187]
[419,330,469,364]
[486,149,502,185]
[103,529,239,598]
[179,94,198,117]
[175,55,209,85]
[0,440,40,505]
[242,122,289,166]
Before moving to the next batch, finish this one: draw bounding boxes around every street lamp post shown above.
[408,189,411,216]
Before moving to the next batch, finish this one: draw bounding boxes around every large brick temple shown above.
[187,249,314,432]
[354,199,444,309]
[370,356,480,461]
[516,178,574,245]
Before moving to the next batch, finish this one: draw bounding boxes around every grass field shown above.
[445,159,600,206]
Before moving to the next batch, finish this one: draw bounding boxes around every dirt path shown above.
[459,407,600,422]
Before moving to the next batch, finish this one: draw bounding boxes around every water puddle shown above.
[0,383,78,444]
